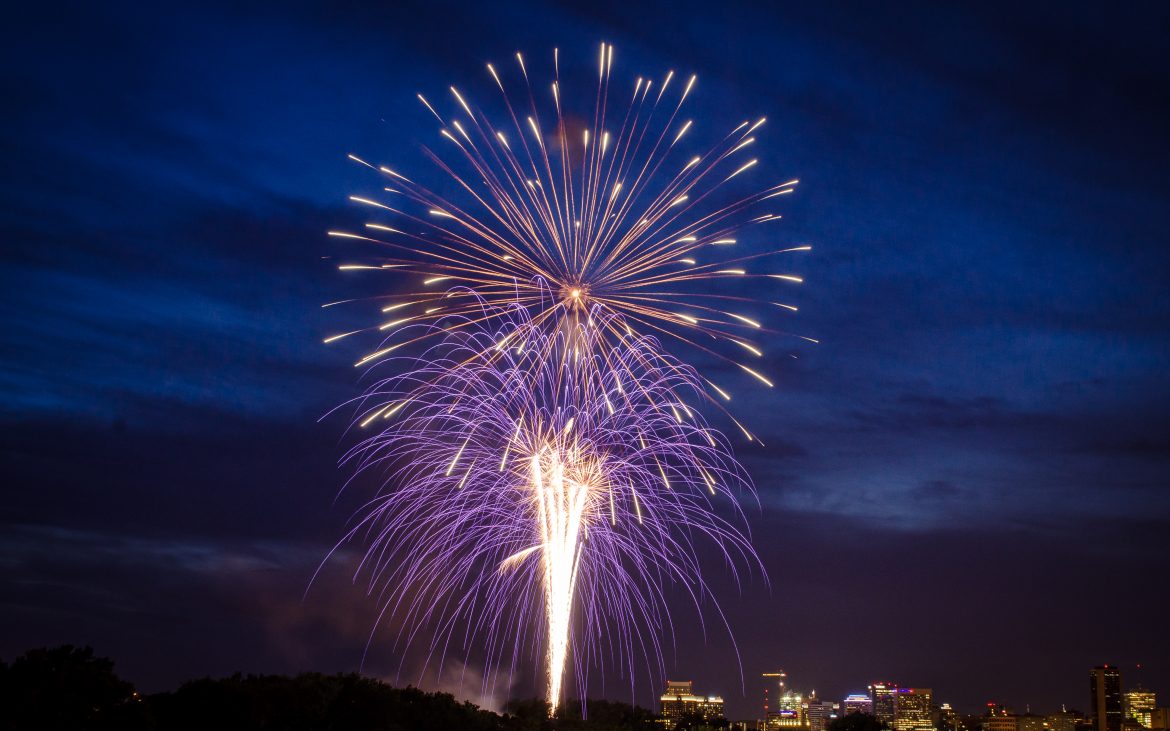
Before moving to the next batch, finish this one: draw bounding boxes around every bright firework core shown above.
[560,282,591,311]
[528,440,604,712]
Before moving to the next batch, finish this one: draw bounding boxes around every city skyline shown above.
[663,665,1164,727]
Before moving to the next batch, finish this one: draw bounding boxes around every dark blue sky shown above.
[2,0,1169,720]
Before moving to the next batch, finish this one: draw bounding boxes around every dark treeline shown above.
[0,646,671,730]
[827,714,889,731]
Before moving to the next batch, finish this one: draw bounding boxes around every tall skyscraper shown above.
[1091,666,1123,731]
[1125,689,1156,729]
[893,688,934,731]
[872,683,899,726]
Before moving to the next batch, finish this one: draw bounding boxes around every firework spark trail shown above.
[322,297,760,711]
[327,42,811,420]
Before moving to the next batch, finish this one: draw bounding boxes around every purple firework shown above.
[325,293,761,710]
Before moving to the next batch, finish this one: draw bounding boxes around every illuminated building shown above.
[893,688,933,731]
[1125,690,1156,728]
[662,680,700,724]
[1091,666,1123,731]
[872,683,899,726]
[772,689,806,728]
[660,680,725,725]
[805,695,839,731]
[845,694,874,716]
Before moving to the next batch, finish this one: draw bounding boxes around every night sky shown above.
[3,0,1169,721]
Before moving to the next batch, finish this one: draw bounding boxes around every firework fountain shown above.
[325,44,807,712]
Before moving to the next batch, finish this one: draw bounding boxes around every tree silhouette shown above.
[0,645,143,730]
[149,673,511,730]
[505,696,658,730]
[0,645,667,730]
[829,713,891,731]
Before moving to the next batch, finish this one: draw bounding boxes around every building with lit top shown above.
[1125,689,1156,728]
[660,680,724,725]
[1091,666,1123,731]
[893,688,933,731]
[844,694,873,716]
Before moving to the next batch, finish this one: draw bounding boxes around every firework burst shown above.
[324,43,806,712]
[326,42,811,431]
